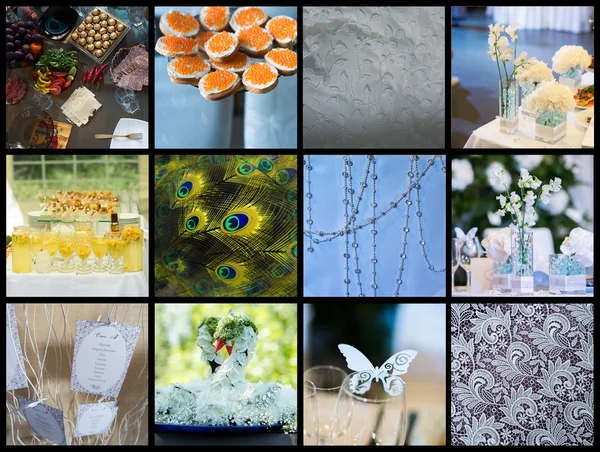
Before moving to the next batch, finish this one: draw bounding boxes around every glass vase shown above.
[520,82,538,125]
[535,110,567,144]
[511,227,534,294]
[499,79,519,134]
[123,226,143,272]
[558,67,582,91]
[492,256,512,292]
[549,254,586,295]
[12,226,32,273]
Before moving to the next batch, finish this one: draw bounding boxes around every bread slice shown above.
[205,32,240,62]
[240,42,272,58]
[159,12,199,38]
[199,7,230,32]
[264,49,297,76]
[244,76,278,94]
[265,16,297,48]
[155,36,199,57]
[242,63,279,94]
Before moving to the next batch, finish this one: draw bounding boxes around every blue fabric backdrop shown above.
[304,155,446,297]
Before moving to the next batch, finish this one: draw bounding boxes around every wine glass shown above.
[57,232,75,273]
[105,232,125,274]
[304,380,319,445]
[459,239,480,291]
[303,366,348,445]
[92,234,108,272]
[451,238,459,292]
[332,372,407,445]
[75,231,92,274]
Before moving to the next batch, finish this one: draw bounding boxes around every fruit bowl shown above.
[6,19,44,69]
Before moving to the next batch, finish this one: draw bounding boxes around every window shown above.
[11,155,141,201]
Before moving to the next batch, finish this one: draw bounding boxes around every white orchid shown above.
[496,194,507,207]
[500,48,514,62]
[524,190,536,206]
[487,22,529,85]
[489,23,505,35]
[550,177,562,192]
[496,209,506,217]
[505,23,520,41]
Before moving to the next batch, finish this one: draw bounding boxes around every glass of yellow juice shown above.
[75,231,92,274]
[105,232,125,274]
[92,235,108,272]
[122,225,143,272]
[12,226,32,273]
[57,232,75,273]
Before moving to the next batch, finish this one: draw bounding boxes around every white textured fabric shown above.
[303,7,445,148]
[487,7,594,34]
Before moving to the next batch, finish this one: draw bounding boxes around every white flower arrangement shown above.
[560,227,593,267]
[551,45,592,74]
[487,22,534,83]
[481,227,511,263]
[515,59,554,86]
[495,168,562,229]
[452,159,474,191]
[525,81,576,113]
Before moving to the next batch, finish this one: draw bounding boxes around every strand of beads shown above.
[346,156,365,297]
[305,156,314,253]
[415,157,445,274]
[342,158,351,296]
[393,158,415,296]
[370,155,378,296]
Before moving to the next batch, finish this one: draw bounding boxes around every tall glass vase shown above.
[499,79,519,134]
[511,227,533,294]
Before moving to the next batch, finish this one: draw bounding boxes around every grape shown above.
[11,23,20,32]
[21,44,30,54]
[24,34,32,44]
[33,34,43,43]
[14,40,22,49]
[17,27,27,37]
[6,42,14,51]
[13,51,24,60]
[25,53,35,63]
[10,59,19,68]
[25,21,36,30]
[6,51,14,61]
[6,34,15,42]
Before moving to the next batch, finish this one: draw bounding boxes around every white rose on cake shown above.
[560,227,593,267]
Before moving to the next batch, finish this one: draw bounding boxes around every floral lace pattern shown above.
[451,304,594,446]
[303,7,445,148]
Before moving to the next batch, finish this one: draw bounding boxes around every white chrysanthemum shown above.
[515,60,554,86]
[526,81,576,113]
[486,162,511,193]
[551,45,592,74]
[452,159,474,191]
[513,155,544,171]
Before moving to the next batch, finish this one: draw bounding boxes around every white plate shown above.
[587,67,594,73]
[576,107,594,128]
[110,118,149,149]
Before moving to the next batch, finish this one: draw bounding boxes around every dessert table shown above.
[6,238,149,297]
[487,7,594,34]
[464,72,594,148]
[155,432,297,446]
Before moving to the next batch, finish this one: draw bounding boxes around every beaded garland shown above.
[304,155,446,297]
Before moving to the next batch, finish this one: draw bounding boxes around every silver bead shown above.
[396,279,403,284]
[347,161,353,166]
[360,182,367,188]
[306,193,312,198]
[307,220,313,225]
[359,294,365,297]
[306,165,313,170]
[408,172,413,177]
[428,159,434,165]
[354,269,361,274]
[367,155,374,160]
[371,258,377,263]
[406,200,412,205]
[371,202,377,207]
[371,230,377,235]
[416,212,422,217]
[401,254,406,259]
[420,240,426,245]
[307,247,314,252]
[342,172,348,177]
[352,243,358,248]
[416,184,421,189]
[344,278,350,284]
[403,227,409,232]
[349,189,355,194]
[343,199,349,205]
[429,265,434,270]
[371,284,378,289]
[390,202,397,208]
[371,174,377,180]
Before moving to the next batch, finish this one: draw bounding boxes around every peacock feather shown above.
[155,155,297,297]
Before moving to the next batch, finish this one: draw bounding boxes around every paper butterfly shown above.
[338,344,417,396]
[455,227,478,247]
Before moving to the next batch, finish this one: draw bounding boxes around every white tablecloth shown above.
[452,288,593,297]
[6,239,149,297]
[465,72,593,148]
[487,7,594,34]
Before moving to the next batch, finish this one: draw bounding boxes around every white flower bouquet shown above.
[551,45,592,74]
[560,227,593,267]
[526,81,576,113]
[515,59,554,86]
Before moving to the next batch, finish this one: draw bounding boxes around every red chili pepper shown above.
[95,73,104,89]
[86,64,97,85]
[92,63,110,89]
[81,66,89,85]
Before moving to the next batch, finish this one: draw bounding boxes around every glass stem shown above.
[466,271,472,290]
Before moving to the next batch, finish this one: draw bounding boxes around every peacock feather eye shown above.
[194,279,212,295]
[237,162,254,176]
[275,169,297,185]
[286,242,298,261]
[286,187,297,203]
[156,203,170,218]
[258,159,274,172]
[186,216,199,231]
[156,278,169,293]
[156,169,167,181]
[157,155,170,166]
[177,181,194,200]
[222,213,249,232]
[216,265,237,280]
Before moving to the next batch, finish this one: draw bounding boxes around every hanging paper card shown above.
[338,344,417,396]
[71,319,140,397]
[74,401,119,438]
[6,304,28,391]
[17,396,67,445]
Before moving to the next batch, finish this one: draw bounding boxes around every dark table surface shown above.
[5,6,149,149]
[155,432,297,446]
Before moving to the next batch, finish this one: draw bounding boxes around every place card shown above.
[74,401,119,438]
[70,319,140,397]
[17,396,66,445]
[6,304,28,391]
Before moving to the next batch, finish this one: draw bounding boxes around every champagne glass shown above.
[304,380,319,445]
[92,234,108,272]
[332,372,407,445]
[57,232,75,273]
[106,232,125,274]
[451,238,459,292]
[75,231,92,274]
[460,239,480,291]
[304,366,348,445]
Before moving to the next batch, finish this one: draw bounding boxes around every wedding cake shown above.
[155,311,296,430]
